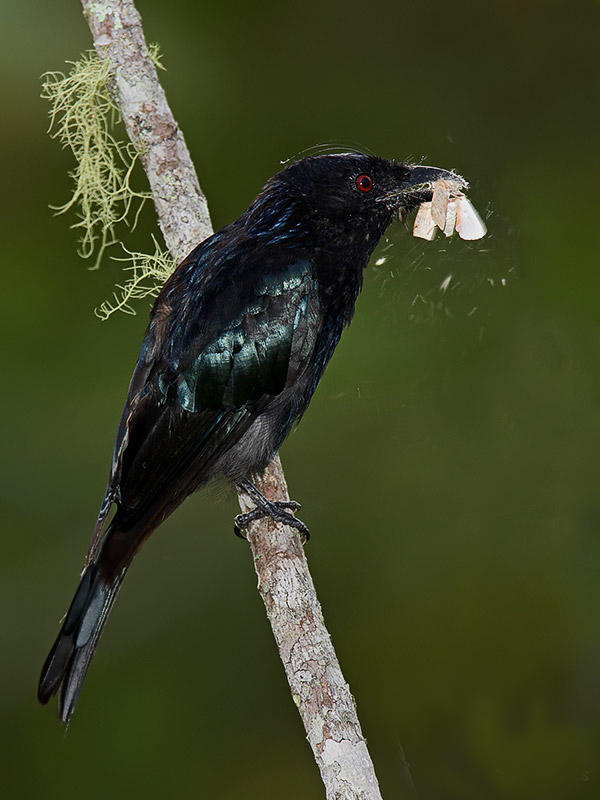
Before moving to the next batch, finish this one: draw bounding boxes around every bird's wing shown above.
[88,252,319,561]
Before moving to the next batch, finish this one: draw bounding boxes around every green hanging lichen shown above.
[95,237,176,320]
[42,48,175,318]
[42,51,150,267]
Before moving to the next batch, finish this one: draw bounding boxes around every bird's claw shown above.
[233,508,263,539]
[234,499,310,544]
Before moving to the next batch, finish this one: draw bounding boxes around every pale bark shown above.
[238,458,384,799]
[80,2,384,797]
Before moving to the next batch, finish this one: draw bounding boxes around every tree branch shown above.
[80,2,384,796]
[238,458,384,799]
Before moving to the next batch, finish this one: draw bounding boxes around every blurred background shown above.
[2,1,599,798]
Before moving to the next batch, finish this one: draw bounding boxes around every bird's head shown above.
[245,153,467,250]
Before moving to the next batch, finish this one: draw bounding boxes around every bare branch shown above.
[239,457,384,799]
[80,1,384,796]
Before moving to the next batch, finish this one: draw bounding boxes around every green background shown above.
[2,1,599,798]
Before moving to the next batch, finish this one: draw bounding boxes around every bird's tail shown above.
[38,532,127,725]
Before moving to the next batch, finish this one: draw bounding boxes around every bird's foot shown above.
[234,481,310,544]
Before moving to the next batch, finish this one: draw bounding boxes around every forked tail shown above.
[38,537,126,725]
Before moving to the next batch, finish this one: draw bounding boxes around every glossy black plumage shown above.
[38,153,465,723]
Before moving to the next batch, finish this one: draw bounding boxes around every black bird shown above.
[39,153,466,723]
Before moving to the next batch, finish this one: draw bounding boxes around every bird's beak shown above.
[377,164,469,225]
[378,164,468,206]
[405,164,468,194]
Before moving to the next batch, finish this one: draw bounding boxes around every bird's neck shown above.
[242,192,313,248]
[311,209,393,321]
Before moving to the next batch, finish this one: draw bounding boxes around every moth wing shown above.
[413,202,437,240]
[431,180,450,230]
[455,196,487,240]
[443,197,458,237]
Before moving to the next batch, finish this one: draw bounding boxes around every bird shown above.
[38,152,466,724]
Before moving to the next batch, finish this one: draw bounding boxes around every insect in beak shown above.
[412,178,487,241]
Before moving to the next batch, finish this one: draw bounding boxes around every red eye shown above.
[356,174,374,193]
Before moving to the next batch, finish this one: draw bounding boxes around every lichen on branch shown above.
[42,50,153,270]
[95,236,175,320]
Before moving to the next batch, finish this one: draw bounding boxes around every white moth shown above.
[413,179,486,241]
[454,195,487,240]
[443,197,458,237]
[413,202,437,240]
[430,179,450,230]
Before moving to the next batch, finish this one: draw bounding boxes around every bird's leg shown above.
[234,478,310,543]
